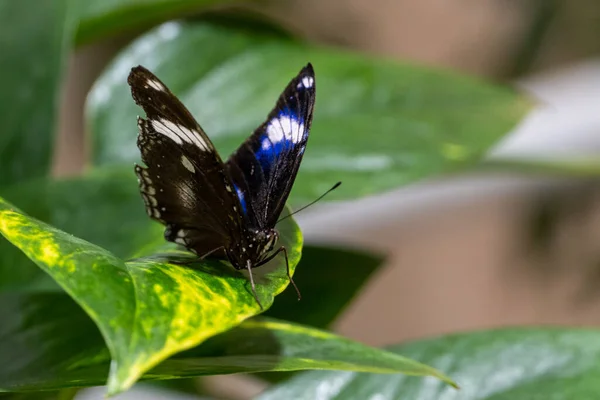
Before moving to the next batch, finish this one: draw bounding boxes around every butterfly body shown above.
[128,63,315,307]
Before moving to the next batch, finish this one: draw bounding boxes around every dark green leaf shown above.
[88,21,529,205]
[0,293,454,392]
[0,195,302,395]
[0,293,107,392]
[0,0,74,187]
[264,245,384,328]
[259,328,600,399]
[74,0,233,45]
[0,390,79,400]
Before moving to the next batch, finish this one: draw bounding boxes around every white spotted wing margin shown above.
[129,65,243,259]
[226,63,316,229]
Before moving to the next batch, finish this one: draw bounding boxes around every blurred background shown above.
[50,0,600,398]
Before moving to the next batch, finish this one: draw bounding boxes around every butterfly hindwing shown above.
[226,63,316,229]
[129,66,244,256]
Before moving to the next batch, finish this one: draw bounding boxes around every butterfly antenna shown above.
[277,181,341,223]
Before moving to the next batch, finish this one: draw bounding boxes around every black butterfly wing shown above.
[129,65,244,256]
[226,63,316,230]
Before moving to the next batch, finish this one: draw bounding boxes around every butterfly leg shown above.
[256,246,301,301]
[201,246,225,259]
[281,246,302,301]
[245,259,264,310]
[169,246,224,265]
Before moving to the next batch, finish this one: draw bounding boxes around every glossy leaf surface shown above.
[88,22,530,206]
[259,328,600,399]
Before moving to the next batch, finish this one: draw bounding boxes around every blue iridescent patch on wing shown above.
[254,108,306,172]
[234,184,247,215]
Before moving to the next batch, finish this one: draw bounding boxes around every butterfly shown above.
[128,63,316,308]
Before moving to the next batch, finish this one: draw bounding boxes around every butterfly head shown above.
[256,229,279,259]
[226,229,279,270]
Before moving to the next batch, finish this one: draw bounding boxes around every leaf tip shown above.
[106,361,143,397]
[438,373,459,390]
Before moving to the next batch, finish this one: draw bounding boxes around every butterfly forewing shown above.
[129,66,244,256]
[226,63,316,229]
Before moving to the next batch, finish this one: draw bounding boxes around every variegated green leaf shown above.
[88,21,529,207]
[0,292,455,391]
[0,196,302,395]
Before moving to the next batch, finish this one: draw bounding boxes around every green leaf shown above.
[74,0,234,45]
[87,21,529,206]
[0,195,302,395]
[259,327,600,399]
[264,245,384,329]
[0,292,454,392]
[0,0,74,187]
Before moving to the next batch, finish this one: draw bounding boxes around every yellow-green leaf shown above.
[0,196,302,395]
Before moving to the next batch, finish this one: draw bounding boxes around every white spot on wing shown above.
[147,79,165,91]
[266,120,283,142]
[301,76,314,88]
[266,115,304,144]
[152,118,210,150]
[181,155,195,172]
[151,119,182,144]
